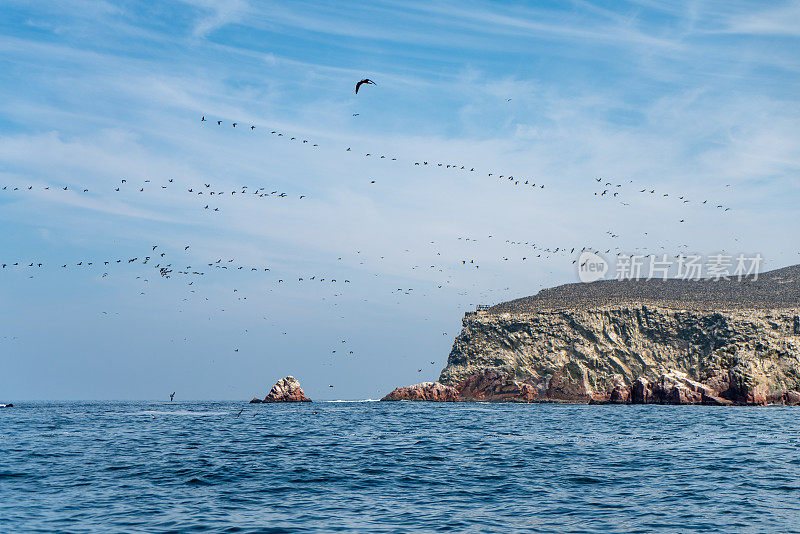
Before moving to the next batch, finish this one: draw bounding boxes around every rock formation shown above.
[383,265,800,405]
[250,376,311,403]
[382,381,460,402]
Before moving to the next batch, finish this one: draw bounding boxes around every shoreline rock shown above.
[382,382,460,402]
[251,376,311,403]
[384,366,800,405]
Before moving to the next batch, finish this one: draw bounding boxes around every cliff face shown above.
[382,304,800,405]
[382,265,800,405]
[439,306,800,402]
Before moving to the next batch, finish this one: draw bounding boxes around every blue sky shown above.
[1,1,799,400]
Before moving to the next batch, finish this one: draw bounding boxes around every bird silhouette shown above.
[355,78,376,94]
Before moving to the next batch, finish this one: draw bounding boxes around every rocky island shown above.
[382,265,800,405]
[251,376,312,403]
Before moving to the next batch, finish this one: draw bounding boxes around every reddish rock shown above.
[726,383,767,405]
[456,368,538,402]
[381,381,460,401]
[249,397,263,404]
[631,377,651,404]
[701,393,734,406]
[589,380,629,404]
[261,376,312,403]
[766,390,800,406]
[609,383,630,403]
[588,393,612,404]
[382,365,796,406]
[665,385,702,404]
[546,368,591,402]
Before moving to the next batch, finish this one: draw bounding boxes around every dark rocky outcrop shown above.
[382,381,460,401]
[251,376,311,403]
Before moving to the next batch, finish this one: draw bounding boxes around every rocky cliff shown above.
[382,265,800,405]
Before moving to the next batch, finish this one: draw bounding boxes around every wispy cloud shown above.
[181,0,250,38]
[1,0,798,399]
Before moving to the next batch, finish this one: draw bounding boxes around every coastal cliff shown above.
[383,265,800,405]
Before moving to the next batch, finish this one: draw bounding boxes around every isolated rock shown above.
[249,397,263,404]
[261,376,311,403]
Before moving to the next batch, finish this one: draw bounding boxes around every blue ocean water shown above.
[1,402,799,533]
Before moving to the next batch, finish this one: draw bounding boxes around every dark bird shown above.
[355,78,376,94]
[169,392,175,401]
[201,116,206,122]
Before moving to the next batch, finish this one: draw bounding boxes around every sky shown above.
[1,0,799,400]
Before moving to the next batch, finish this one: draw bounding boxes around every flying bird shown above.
[355,78,375,94]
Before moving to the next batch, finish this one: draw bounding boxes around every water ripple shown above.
[1,402,799,532]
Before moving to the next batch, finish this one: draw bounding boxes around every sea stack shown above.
[383,264,800,405]
[251,376,311,403]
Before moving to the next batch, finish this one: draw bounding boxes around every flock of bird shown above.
[0,178,302,214]
[592,178,733,217]
[2,77,741,401]
[199,112,548,193]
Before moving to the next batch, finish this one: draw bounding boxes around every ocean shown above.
[1,401,799,533]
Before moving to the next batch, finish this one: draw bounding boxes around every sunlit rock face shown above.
[386,266,800,405]
[251,376,312,403]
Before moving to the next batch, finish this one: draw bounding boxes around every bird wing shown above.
[355,79,374,94]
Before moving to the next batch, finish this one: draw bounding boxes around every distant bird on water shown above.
[169,392,175,401]
[355,78,375,94]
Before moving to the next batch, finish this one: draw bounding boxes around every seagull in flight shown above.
[355,78,375,94]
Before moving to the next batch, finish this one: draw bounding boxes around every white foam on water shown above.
[117,410,231,416]
[323,399,381,403]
